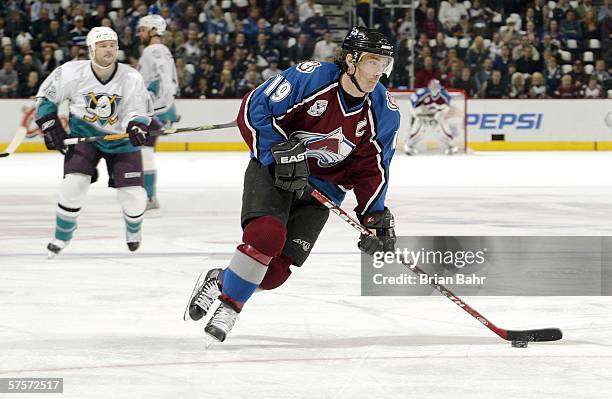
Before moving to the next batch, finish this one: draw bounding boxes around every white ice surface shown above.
[1,151,612,398]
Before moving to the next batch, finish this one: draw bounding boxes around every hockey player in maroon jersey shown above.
[186,27,401,342]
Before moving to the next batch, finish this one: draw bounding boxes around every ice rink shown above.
[1,151,612,398]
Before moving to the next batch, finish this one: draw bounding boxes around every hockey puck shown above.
[511,340,528,348]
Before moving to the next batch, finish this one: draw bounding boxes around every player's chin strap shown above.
[346,52,367,94]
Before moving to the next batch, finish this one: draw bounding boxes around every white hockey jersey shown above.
[137,43,178,119]
[36,60,152,153]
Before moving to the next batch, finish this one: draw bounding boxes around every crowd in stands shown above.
[0,0,609,99]
[390,0,612,98]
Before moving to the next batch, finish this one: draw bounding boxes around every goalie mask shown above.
[86,27,119,70]
[428,79,442,99]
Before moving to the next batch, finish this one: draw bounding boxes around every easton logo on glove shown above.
[280,153,306,163]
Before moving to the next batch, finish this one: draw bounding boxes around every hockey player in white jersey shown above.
[137,14,179,212]
[35,27,154,258]
[404,79,458,155]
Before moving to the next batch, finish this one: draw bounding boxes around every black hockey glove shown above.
[127,120,150,147]
[36,114,66,151]
[271,136,310,198]
[358,208,396,256]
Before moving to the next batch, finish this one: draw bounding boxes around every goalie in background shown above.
[404,79,458,156]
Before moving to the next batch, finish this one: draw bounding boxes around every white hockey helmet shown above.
[137,14,167,36]
[86,26,119,65]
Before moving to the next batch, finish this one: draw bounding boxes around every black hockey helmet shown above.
[342,26,394,58]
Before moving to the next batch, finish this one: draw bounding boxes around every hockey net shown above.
[390,89,468,154]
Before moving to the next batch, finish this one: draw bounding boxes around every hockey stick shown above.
[62,120,237,146]
[307,186,563,344]
[0,126,28,158]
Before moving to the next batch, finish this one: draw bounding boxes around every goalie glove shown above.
[271,136,310,198]
[357,208,396,256]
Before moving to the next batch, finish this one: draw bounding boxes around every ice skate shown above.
[404,143,419,156]
[186,268,222,321]
[126,230,141,252]
[204,299,240,342]
[145,196,160,212]
[47,238,69,259]
[444,146,458,156]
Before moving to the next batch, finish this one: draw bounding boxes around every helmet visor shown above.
[357,54,394,77]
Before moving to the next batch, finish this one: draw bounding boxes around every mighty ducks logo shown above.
[293,127,355,167]
[83,92,122,126]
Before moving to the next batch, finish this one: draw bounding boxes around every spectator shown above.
[262,59,281,80]
[553,74,580,97]
[69,16,89,47]
[208,5,230,42]
[212,69,237,98]
[40,20,67,52]
[415,56,440,87]
[16,54,38,85]
[88,4,108,30]
[583,75,603,98]
[238,69,263,95]
[421,7,440,38]
[576,0,595,21]
[593,60,611,85]
[468,0,494,37]
[453,66,478,97]
[0,61,18,98]
[553,0,571,21]
[443,59,462,87]
[414,0,429,30]
[18,70,40,97]
[438,0,467,35]
[466,36,489,70]
[16,31,33,50]
[544,55,563,92]
[30,0,55,22]
[0,44,15,66]
[560,10,583,41]
[474,57,494,91]
[182,29,203,64]
[312,30,337,62]
[597,0,612,24]
[396,8,413,39]
[439,48,461,75]
[582,10,600,40]
[273,0,297,23]
[432,32,448,62]
[162,20,186,51]
[529,72,548,98]
[253,32,279,67]
[299,0,318,24]
[509,72,529,98]
[119,26,139,63]
[512,35,541,62]
[516,47,542,74]
[570,60,588,89]
[39,46,57,80]
[488,32,504,59]
[303,5,328,39]
[493,45,513,78]
[288,32,314,65]
[481,69,509,98]
[31,8,51,44]
[500,15,523,48]
[546,20,565,48]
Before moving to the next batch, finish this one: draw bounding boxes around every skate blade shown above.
[204,334,217,349]
[145,208,162,218]
[183,271,205,321]
[47,251,58,260]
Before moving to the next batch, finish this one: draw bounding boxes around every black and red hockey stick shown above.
[307,186,562,344]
